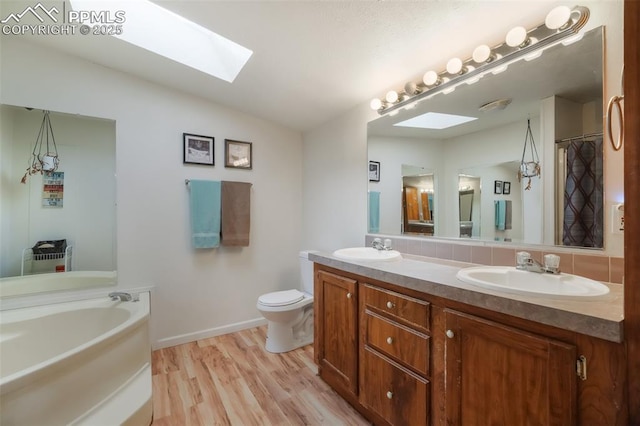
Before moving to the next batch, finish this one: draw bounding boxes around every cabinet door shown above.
[444,309,577,425]
[316,270,358,395]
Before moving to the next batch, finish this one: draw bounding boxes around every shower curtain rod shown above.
[555,131,604,143]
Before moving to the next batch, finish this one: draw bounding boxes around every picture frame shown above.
[225,139,252,169]
[183,133,214,166]
[503,181,511,195]
[369,161,380,182]
[494,180,503,194]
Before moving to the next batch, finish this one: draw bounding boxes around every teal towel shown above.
[189,180,221,248]
[495,200,506,231]
[369,191,380,233]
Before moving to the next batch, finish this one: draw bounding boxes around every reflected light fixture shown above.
[21,110,60,184]
[370,5,590,114]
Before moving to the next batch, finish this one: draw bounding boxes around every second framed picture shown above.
[225,139,252,169]
[494,180,503,194]
[503,181,511,195]
[369,161,381,182]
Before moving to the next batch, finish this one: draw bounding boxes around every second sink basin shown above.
[456,266,610,298]
[333,247,402,262]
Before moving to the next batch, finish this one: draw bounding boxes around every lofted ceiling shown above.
[1,0,571,132]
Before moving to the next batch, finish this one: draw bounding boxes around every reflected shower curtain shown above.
[562,138,603,248]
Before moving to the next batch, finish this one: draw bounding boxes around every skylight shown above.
[394,112,477,130]
[69,0,253,83]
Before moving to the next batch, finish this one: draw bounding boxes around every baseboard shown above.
[153,317,268,349]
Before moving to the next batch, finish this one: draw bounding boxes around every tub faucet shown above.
[109,292,139,302]
[516,252,561,275]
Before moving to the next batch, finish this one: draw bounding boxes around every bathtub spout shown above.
[109,292,138,302]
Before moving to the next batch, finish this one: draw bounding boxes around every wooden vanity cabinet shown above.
[314,264,626,425]
[443,309,577,425]
[314,268,359,400]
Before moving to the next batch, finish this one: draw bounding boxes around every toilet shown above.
[257,251,315,353]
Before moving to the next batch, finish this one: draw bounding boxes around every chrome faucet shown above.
[108,292,139,302]
[516,252,561,274]
[372,238,392,251]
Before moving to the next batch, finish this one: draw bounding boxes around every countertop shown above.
[310,252,624,343]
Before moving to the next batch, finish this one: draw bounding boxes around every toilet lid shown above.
[259,289,305,307]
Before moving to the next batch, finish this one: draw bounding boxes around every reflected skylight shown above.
[69,0,253,83]
[394,112,477,130]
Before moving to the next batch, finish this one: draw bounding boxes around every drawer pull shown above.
[446,329,455,339]
[347,292,352,299]
[386,337,393,344]
[386,391,393,399]
[386,301,395,309]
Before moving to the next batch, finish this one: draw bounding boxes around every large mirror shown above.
[0,105,117,283]
[367,26,604,248]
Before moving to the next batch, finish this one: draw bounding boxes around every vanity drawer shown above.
[360,347,429,426]
[364,284,430,333]
[365,312,430,376]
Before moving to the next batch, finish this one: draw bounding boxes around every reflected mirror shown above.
[402,167,435,235]
[367,26,604,248]
[0,105,117,282]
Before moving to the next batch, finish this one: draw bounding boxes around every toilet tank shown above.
[299,251,316,295]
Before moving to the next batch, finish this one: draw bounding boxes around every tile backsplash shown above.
[366,235,624,284]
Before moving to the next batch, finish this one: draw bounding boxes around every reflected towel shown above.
[504,200,512,230]
[221,181,252,246]
[189,180,221,248]
[369,191,380,233]
[495,200,506,231]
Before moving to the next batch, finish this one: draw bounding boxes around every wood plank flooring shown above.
[151,326,370,425]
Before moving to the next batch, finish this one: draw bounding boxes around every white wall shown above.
[1,38,303,348]
[0,107,116,277]
[303,0,624,257]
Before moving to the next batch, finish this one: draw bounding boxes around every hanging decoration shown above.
[21,110,60,184]
[517,118,540,190]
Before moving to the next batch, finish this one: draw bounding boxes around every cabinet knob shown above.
[386,337,393,345]
[386,391,393,399]
[446,329,455,339]
[386,301,395,309]
[347,292,352,299]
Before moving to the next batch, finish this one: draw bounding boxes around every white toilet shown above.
[257,251,315,353]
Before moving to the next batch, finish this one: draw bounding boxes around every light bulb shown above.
[385,90,399,103]
[423,70,440,86]
[506,26,529,48]
[370,98,382,110]
[545,6,572,30]
[472,45,494,63]
[404,81,421,95]
[446,57,466,75]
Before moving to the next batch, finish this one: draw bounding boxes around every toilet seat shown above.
[258,289,305,307]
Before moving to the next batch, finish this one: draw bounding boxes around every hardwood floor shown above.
[151,326,370,425]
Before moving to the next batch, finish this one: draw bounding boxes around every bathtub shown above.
[0,292,152,426]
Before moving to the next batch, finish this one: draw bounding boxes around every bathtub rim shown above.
[0,291,150,395]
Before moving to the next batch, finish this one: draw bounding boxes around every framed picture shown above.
[369,161,380,182]
[494,180,503,194]
[503,181,511,195]
[183,133,214,166]
[225,139,252,169]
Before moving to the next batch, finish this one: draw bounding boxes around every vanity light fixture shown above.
[21,110,60,184]
[370,5,590,114]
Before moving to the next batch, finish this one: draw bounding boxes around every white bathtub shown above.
[0,292,152,426]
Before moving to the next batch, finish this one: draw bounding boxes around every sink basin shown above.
[456,266,609,298]
[333,247,402,262]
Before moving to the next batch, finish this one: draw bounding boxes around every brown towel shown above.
[221,181,252,246]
